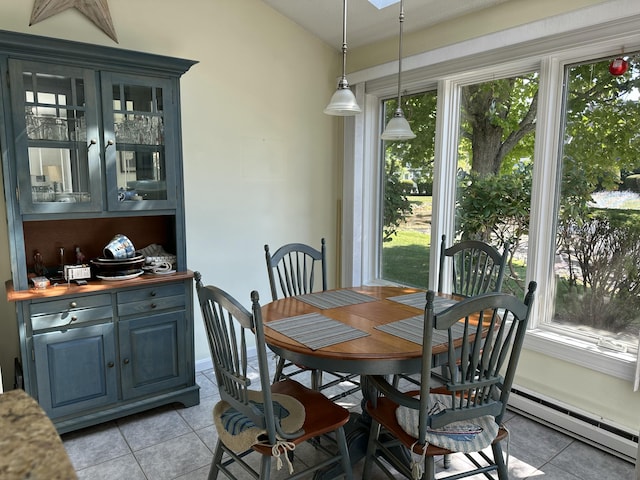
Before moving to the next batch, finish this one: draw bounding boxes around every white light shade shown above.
[381,109,415,140]
[324,85,361,116]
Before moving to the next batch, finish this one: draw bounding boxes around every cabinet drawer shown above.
[31,305,113,332]
[117,283,185,316]
[30,294,112,316]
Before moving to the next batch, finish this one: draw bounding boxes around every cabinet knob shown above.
[150,303,156,309]
[70,316,78,323]
[107,361,114,368]
[123,358,130,365]
[87,139,97,150]
[106,139,114,148]
[69,301,77,308]
[150,291,156,297]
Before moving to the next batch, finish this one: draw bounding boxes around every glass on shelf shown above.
[30,186,91,204]
[114,115,164,145]
[25,109,87,142]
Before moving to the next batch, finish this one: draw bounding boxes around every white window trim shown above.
[341,0,640,382]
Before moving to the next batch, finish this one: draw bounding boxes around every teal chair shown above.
[265,239,360,400]
[194,272,353,480]
[363,282,537,480]
[438,234,510,297]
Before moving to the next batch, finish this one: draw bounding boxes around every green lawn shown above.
[382,195,527,294]
[382,230,431,288]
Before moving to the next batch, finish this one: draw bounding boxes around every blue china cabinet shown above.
[0,30,199,433]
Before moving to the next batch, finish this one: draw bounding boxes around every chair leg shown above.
[335,425,354,480]
[273,356,285,383]
[363,419,382,478]
[207,441,224,480]
[311,369,323,391]
[424,454,436,480]
[492,442,509,479]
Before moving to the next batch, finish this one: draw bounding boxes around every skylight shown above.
[368,0,400,9]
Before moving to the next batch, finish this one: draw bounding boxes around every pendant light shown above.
[324,0,361,116]
[381,0,416,140]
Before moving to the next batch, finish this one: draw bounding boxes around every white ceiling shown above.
[262,0,511,50]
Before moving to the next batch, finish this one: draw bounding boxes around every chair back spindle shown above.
[438,234,510,297]
[265,239,327,301]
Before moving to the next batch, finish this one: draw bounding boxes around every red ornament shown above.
[609,57,629,76]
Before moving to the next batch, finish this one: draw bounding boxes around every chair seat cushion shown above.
[395,393,498,453]
[213,390,305,453]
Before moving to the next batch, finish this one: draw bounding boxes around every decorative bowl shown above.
[91,255,145,275]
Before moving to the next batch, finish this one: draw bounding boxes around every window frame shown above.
[341,4,640,382]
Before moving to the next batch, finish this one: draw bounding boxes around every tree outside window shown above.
[380,52,640,347]
[555,54,640,345]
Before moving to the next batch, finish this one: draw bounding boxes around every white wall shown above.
[0,0,342,389]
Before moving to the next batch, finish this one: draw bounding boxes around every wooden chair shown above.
[264,239,360,400]
[363,282,537,480]
[435,235,510,470]
[265,239,327,301]
[395,235,510,391]
[438,234,509,298]
[194,272,353,480]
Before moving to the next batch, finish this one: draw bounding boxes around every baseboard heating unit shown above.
[509,386,637,463]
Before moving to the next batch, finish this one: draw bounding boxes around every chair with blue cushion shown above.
[394,235,510,391]
[194,272,353,480]
[363,281,537,480]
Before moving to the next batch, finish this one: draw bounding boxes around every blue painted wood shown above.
[1,29,198,433]
[33,322,118,419]
[120,310,187,400]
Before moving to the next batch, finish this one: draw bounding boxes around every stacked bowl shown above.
[91,234,145,280]
[91,254,146,280]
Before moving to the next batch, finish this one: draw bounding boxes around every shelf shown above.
[5,270,194,302]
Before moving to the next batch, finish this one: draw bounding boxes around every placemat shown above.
[295,290,378,309]
[376,315,466,346]
[388,292,459,312]
[266,312,369,350]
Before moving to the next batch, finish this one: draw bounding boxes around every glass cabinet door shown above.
[101,72,177,210]
[9,60,102,214]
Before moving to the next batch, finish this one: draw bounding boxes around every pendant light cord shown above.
[339,0,349,89]
[381,0,415,139]
[395,0,405,109]
[324,0,361,115]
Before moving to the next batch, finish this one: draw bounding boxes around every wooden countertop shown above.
[0,389,77,479]
[6,270,194,302]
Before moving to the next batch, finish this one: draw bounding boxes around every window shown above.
[380,90,437,288]
[553,53,640,351]
[343,9,640,381]
[455,73,538,298]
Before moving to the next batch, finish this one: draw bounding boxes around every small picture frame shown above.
[120,154,136,173]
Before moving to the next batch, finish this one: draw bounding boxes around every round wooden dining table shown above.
[261,285,485,479]
[261,285,436,377]
[262,285,449,479]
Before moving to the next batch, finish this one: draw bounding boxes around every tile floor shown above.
[62,358,635,480]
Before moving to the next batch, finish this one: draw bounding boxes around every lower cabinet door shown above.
[33,323,118,419]
[119,310,188,400]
